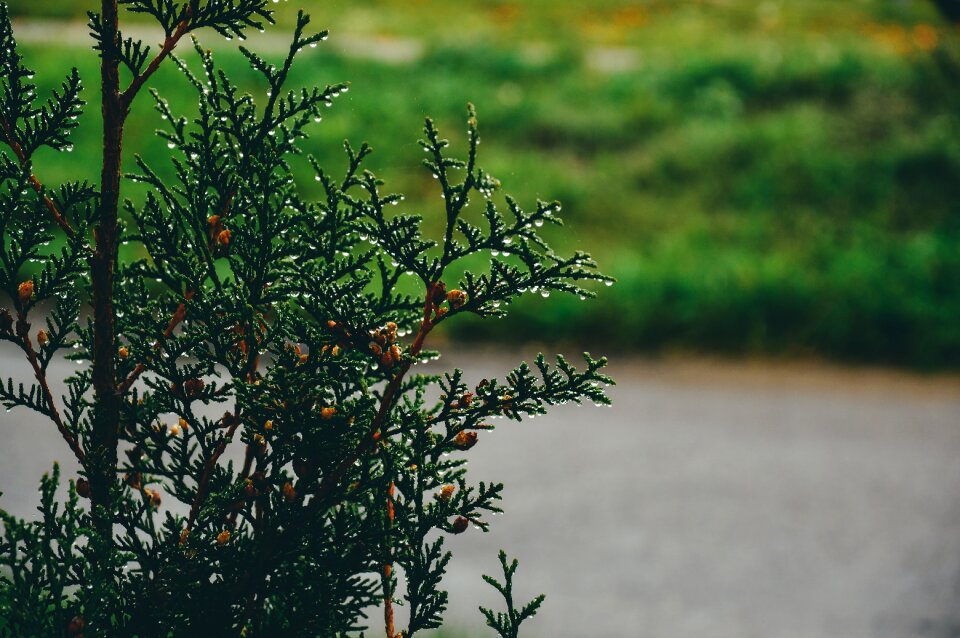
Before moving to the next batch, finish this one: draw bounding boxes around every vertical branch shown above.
[383,481,396,638]
[89,0,124,538]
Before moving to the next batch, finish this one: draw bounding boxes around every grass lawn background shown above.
[5,0,960,367]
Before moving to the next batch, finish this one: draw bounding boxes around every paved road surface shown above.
[2,349,959,638]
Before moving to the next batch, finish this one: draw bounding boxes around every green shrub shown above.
[0,2,611,635]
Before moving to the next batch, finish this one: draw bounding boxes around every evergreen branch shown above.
[118,187,233,394]
[183,410,241,532]
[120,8,192,108]
[117,288,193,394]
[13,308,86,466]
[479,551,545,638]
[0,116,76,239]
[313,281,439,503]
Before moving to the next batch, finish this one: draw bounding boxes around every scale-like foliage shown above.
[480,551,546,638]
[0,2,613,636]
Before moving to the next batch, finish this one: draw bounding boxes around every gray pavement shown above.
[2,349,960,638]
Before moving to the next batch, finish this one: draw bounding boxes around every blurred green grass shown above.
[6,0,960,366]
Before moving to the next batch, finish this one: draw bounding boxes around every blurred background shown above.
[8,0,960,367]
[2,1,960,636]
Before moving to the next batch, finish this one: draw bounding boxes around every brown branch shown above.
[117,289,193,394]
[185,304,260,532]
[120,13,192,109]
[184,411,243,530]
[301,284,439,638]
[16,311,86,465]
[118,187,235,394]
[89,0,125,541]
[383,480,397,638]
[228,286,441,633]
[225,442,255,528]
[314,282,439,503]
[0,117,77,239]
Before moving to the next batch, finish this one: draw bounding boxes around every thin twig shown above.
[184,411,242,530]
[120,12,192,108]
[117,289,193,394]
[313,282,438,503]
[118,189,235,394]
[0,116,77,239]
[383,480,397,638]
[186,303,260,532]
[16,311,85,465]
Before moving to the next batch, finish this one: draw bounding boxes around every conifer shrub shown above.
[0,1,612,635]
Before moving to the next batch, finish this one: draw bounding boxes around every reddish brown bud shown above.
[217,229,231,245]
[282,481,296,502]
[451,516,469,534]
[184,378,205,397]
[125,472,142,490]
[118,345,129,359]
[207,214,220,227]
[453,431,478,450]
[320,406,336,420]
[36,329,48,346]
[439,485,455,502]
[446,289,467,308]
[75,478,91,499]
[144,488,162,508]
[216,529,230,545]
[67,615,86,636]
[17,280,33,304]
[430,281,447,306]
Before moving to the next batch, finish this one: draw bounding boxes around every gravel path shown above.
[1,350,959,638]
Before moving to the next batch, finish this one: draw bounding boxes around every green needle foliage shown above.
[0,1,613,636]
[480,551,545,638]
